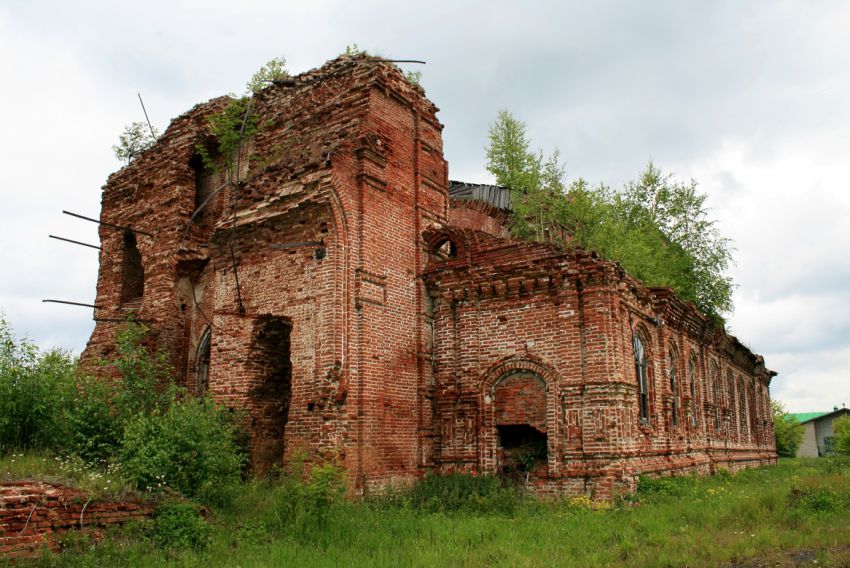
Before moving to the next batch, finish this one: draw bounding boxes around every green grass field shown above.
[7,458,850,567]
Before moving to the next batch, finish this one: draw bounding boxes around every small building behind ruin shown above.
[81,55,777,498]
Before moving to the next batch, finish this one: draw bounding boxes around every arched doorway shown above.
[492,372,548,476]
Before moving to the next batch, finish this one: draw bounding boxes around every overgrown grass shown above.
[0,452,132,498]
[14,458,850,567]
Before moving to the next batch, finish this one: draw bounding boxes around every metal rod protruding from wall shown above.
[49,235,101,250]
[62,210,154,237]
[137,93,157,139]
[42,299,101,309]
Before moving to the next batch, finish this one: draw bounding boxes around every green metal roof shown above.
[788,412,829,423]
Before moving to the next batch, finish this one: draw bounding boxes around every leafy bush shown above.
[833,415,850,456]
[153,502,210,550]
[404,473,521,515]
[66,374,124,464]
[772,401,804,457]
[110,322,175,417]
[0,316,77,454]
[119,398,245,502]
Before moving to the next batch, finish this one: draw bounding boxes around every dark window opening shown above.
[433,239,458,261]
[497,424,547,474]
[710,363,720,432]
[738,378,748,441]
[688,357,698,427]
[669,350,679,428]
[251,316,293,475]
[634,335,650,425]
[196,328,211,397]
[493,373,548,477]
[190,151,218,213]
[120,230,144,304]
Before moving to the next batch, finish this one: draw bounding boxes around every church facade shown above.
[82,56,776,498]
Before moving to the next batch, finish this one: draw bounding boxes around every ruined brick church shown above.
[81,55,777,498]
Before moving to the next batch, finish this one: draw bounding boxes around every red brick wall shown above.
[0,482,152,560]
[423,231,776,498]
[81,55,774,498]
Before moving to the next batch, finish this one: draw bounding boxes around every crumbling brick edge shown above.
[0,481,154,560]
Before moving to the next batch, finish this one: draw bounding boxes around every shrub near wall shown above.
[119,398,245,503]
[0,317,77,455]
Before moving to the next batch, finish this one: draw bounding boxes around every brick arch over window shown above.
[480,356,560,477]
[422,228,469,264]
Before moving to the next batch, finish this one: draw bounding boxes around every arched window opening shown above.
[120,230,144,304]
[493,373,548,476]
[669,350,679,429]
[190,152,217,213]
[195,328,211,397]
[738,377,748,441]
[688,355,698,427]
[634,334,650,426]
[726,369,736,438]
[710,363,720,433]
[432,238,458,261]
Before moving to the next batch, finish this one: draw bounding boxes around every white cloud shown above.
[1,1,848,414]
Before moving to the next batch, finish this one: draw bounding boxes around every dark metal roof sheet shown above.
[449,180,512,210]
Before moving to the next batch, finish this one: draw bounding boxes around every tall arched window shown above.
[120,230,144,304]
[634,334,650,425]
[688,355,698,428]
[669,349,679,429]
[710,362,720,433]
[738,376,748,441]
[727,369,736,438]
[196,328,211,397]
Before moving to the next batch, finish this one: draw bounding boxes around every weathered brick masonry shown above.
[81,55,776,497]
[0,482,152,559]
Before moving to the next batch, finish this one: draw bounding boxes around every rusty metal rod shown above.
[62,210,154,237]
[368,59,426,64]
[42,299,101,309]
[137,93,157,139]
[49,235,101,250]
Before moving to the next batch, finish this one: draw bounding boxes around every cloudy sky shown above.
[1,1,848,412]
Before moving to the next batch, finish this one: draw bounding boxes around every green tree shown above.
[113,122,159,164]
[484,110,735,318]
[833,414,850,456]
[246,56,289,94]
[0,315,77,454]
[485,110,565,240]
[772,401,804,457]
[620,162,734,314]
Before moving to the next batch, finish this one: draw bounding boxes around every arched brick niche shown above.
[480,357,560,478]
[422,228,469,265]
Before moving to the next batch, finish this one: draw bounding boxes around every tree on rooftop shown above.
[485,110,735,318]
[246,56,289,94]
[113,122,159,165]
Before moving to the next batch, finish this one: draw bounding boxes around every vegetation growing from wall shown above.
[245,56,289,94]
[485,110,735,319]
[113,122,160,164]
[772,401,805,457]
